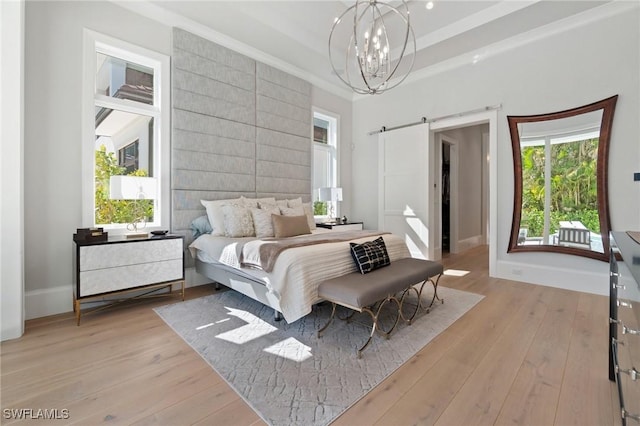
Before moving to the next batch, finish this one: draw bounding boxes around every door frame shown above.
[435,133,459,256]
[430,110,498,276]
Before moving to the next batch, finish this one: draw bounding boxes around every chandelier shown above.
[329,0,416,95]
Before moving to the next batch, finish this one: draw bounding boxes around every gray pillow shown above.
[190,215,213,238]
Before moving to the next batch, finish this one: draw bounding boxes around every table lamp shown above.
[318,187,342,223]
[109,176,157,238]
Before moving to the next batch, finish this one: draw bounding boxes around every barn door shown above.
[378,124,435,260]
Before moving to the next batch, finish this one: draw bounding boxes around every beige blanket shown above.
[242,230,390,272]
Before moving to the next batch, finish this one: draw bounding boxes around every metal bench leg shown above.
[399,284,421,324]
[418,273,444,312]
[317,302,337,337]
[358,296,401,358]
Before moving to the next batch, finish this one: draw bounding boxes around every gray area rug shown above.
[155,286,483,426]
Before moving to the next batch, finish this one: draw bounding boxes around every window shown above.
[82,31,169,231]
[312,110,339,217]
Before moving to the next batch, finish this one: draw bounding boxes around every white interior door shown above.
[378,124,435,260]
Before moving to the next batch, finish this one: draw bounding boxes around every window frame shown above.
[312,108,340,219]
[81,30,170,232]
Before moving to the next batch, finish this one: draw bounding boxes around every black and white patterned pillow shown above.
[350,236,390,274]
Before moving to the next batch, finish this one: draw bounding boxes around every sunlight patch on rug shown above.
[155,286,483,426]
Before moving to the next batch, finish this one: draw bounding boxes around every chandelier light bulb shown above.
[364,31,369,39]
[426,1,434,10]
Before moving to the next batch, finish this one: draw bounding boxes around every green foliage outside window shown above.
[313,201,327,216]
[520,138,599,237]
[95,145,153,225]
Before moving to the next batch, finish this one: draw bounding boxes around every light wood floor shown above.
[1,246,621,425]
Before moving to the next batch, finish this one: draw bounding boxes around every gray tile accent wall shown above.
[171,28,312,248]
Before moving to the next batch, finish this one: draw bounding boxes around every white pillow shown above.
[250,207,280,238]
[302,202,316,230]
[280,205,305,216]
[241,196,276,208]
[201,198,242,236]
[222,205,255,237]
[276,199,289,209]
[287,197,303,207]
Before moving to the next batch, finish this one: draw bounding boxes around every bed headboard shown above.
[171,28,312,247]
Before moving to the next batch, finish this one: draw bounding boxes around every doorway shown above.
[442,142,451,253]
[434,124,488,257]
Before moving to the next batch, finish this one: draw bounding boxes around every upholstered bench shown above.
[317,257,444,358]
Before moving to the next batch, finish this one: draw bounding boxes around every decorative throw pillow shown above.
[201,198,242,236]
[272,214,311,238]
[350,237,391,274]
[241,196,276,208]
[250,207,280,238]
[222,205,255,237]
[280,205,305,217]
[302,202,316,230]
[286,197,303,207]
[190,215,213,239]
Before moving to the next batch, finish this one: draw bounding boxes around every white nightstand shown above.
[73,234,185,324]
[316,222,364,231]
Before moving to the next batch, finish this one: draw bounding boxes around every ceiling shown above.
[144,1,611,97]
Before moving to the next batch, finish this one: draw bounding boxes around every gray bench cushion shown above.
[318,258,444,309]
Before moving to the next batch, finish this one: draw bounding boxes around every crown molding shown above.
[354,0,637,102]
[111,1,354,101]
[112,0,635,104]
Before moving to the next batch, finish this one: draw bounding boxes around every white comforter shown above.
[189,231,411,322]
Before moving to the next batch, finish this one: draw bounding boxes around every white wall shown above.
[23,1,172,318]
[22,1,356,320]
[352,4,640,295]
[1,0,25,340]
[441,125,485,241]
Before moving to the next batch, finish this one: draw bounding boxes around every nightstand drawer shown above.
[79,238,182,271]
[79,258,183,297]
[335,223,364,231]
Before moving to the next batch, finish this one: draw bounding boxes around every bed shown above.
[188,200,411,323]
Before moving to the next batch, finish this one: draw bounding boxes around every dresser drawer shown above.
[79,258,183,297]
[79,239,182,271]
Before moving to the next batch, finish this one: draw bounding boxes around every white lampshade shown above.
[318,187,343,202]
[109,176,157,200]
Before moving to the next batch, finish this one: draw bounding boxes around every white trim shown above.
[414,0,541,52]
[82,29,171,233]
[481,132,490,245]
[0,0,25,341]
[312,107,341,215]
[111,0,635,103]
[429,109,498,276]
[355,0,638,101]
[496,260,615,296]
[25,286,74,320]
[112,0,354,101]
[26,268,212,320]
[457,235,485,253]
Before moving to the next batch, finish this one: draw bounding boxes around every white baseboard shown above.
[25,267,215,320]
[495,259,627,296]
[454,234,484,253]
